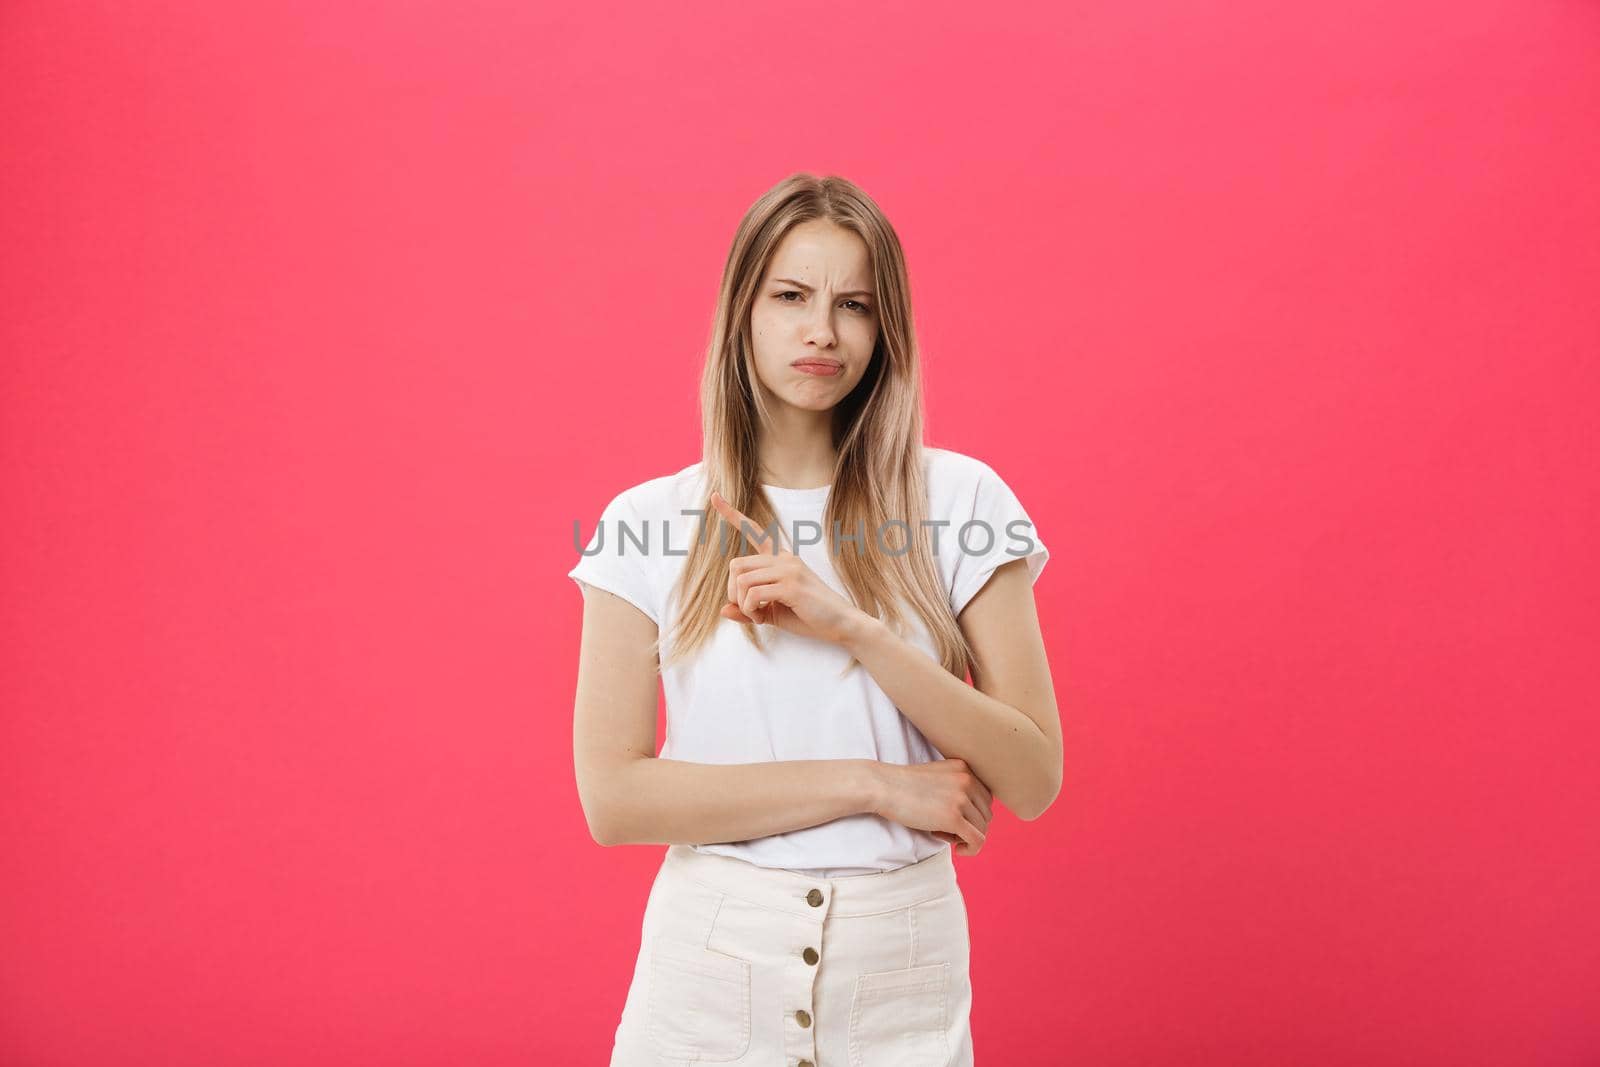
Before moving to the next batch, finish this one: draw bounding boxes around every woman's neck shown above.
[757,414,837,490]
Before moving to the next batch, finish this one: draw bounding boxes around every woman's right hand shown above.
[872,758,993,856]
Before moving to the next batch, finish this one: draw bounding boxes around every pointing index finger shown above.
[709,490,782,555]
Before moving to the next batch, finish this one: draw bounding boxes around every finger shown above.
[708,491,762,550]
[961,798,989,833]
[965,785,992,823]
[740,578,784,619]
[938,829,980,857]
[710,491,782,556]
[721,586,773,626]
[969,774,993,807]
[732,562,787,592]
[722,587,769,626]
[956,816,985,853]
[720,602,757,624]
[730,563,784,613]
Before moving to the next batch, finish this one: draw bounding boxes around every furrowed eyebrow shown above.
[771,277,875,300]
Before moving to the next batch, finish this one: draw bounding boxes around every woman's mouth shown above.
[792,359,843,377]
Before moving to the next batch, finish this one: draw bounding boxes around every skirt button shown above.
[806,888,824,907]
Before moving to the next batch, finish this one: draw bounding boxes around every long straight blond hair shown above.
[658,173,978,680]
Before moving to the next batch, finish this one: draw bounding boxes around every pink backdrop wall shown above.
[3,1,1597,1063]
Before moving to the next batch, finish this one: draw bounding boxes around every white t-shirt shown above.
[568,445,1048,877]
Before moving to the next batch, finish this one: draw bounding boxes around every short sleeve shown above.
[568,490,661,625]
[948,462,1050,616]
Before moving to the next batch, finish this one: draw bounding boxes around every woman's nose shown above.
[804,307,836,346]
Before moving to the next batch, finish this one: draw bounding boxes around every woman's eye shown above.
[775,291,871,314]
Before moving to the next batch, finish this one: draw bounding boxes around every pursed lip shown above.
[791,358,843,369]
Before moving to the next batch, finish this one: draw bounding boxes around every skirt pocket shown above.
[645,933,752,1061]
[847,960,951,1067]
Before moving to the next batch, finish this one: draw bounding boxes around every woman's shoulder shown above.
[601,459,708,519]
[922,445,1045,529]
[922,444,1002,498]
[923,444,993,478]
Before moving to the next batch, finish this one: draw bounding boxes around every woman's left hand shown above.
[709,490,872,647]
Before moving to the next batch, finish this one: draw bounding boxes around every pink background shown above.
[3,1,1597,1063]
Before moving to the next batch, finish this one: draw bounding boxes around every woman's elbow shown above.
[1014,755,1063,822]
[585,809,618,847]
[1015,786,1059,822]
[577,778,621,846]
[578,757,646,846]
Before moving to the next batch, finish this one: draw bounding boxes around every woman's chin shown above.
[781,388,845,413]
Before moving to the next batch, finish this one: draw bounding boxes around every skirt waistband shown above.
[662,843,957,920]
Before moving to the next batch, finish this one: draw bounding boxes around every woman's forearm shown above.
[592,756,885,848]
[842,614,1060,821]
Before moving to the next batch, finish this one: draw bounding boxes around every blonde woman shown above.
[569,173,1061,1066]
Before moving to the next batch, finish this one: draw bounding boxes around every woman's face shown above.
[749,219,879,415]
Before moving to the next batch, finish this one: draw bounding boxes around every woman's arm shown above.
[573,583,884,847]
[841,558,1063,822]
[593,755,884,848]
[705,491,1061,824]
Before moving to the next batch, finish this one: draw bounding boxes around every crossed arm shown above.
[573,497,1062,846]
[838,556,1062,822]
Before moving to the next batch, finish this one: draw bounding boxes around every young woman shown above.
[569,173,1061,1066]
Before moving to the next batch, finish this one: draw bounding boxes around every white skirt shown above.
[609,842,975,1066]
